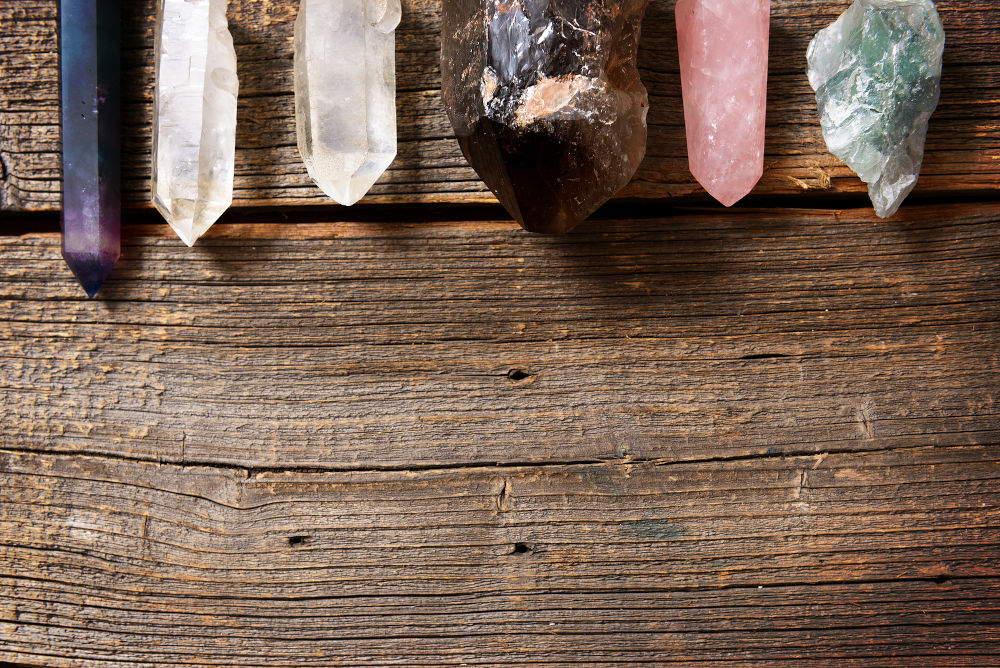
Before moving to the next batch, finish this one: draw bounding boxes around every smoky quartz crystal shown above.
[441,0,650,233]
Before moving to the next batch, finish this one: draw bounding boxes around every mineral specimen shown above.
[441,0,650,234]
[152,0,239,246]
[295,0,401,206]
[676,0,770,206]
[807,0,945,218]
[60,0,120,297]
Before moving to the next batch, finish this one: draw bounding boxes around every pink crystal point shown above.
[676,0,770,206]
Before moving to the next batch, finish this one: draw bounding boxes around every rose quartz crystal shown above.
[676,0,770,206]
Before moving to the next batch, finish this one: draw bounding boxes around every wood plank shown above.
[1,0,997,212]
[1,203,998,468]
[2,445,999,665]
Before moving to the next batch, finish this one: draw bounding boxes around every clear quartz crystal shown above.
[152,0,239,246]
[295,0,401,206]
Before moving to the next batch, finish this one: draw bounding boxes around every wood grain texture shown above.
[2,201,999,662]
[2,445,1000,665]
[1,0,998,212]
[2,203,999,470]
[3,1,999,660]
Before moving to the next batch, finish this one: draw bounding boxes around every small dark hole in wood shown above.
[933,574,951,585]
[287,535,308,547]
[512,542,530,554]
[740,353,791,361]
[507,369,531,381]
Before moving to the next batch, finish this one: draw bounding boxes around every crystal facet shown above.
[294,0,401,206]
[152,0,239,246]
[441,0,650,234]
[60,0,120,297]
[807,0,944,218]
[676,0,769,207]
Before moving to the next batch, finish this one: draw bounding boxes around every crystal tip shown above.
[63,250,119,298]
[516,207,585,235]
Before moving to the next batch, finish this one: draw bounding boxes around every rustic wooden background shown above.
[2,0,1000,664]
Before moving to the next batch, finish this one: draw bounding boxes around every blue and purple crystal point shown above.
[60,0,121,298]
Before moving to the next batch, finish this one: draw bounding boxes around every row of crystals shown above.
[152,0,401,247]
[61,0,945,296]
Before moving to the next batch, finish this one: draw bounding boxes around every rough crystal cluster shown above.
[807,0,945,218]
[676,0,770,206]
[152,0,239,246]
[441,0,651,234]
[60,0,120,297]
[295,0,401,206]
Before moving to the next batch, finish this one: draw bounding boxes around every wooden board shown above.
[2,0,1000,661]
[3,445,1000,665]
[1,0,998,212]
[3,207,1000,662]
[2,203,999,469]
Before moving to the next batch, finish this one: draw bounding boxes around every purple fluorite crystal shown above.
[60,0,120,298]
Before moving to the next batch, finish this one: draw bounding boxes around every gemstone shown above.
[675,0,770,207]
[294,0,401,206]
[441,0,650,234]
[807,0,945,218]
[60,0,120,297]
[152,0,239,246]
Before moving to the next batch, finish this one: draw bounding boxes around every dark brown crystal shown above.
[441,0,650,234]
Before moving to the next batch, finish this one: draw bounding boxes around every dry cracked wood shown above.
[2,191,999,660]
[2,445,1000,664]
[1,0,998,212]
[3,0,999,660]
[1,203,998,469]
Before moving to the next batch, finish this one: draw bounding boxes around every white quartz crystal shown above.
[295,0,401,205]
[152,0,239,246]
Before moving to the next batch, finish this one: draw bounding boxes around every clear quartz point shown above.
[152,0,239,246]
[295,0,401,206]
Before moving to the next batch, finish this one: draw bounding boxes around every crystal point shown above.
[295,0,401,206]
[63,250,119,298]
[441,0,651,234]
[60,0,120,297]
[152,0,239,246]
[676,0,770,207]
[807,0,945,218]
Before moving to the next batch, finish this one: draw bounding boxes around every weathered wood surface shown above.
[1,0,998,212]
[2,202,1000,662]
[3,445,999,665]
[2,204,998,468]
[2,0,1000,657]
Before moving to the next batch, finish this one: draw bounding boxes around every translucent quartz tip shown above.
[294,0,401,206]
[152,0,239,245]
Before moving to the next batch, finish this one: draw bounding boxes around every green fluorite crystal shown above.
[807,0,945,217]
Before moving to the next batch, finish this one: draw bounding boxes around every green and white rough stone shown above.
[807,0,944,217]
